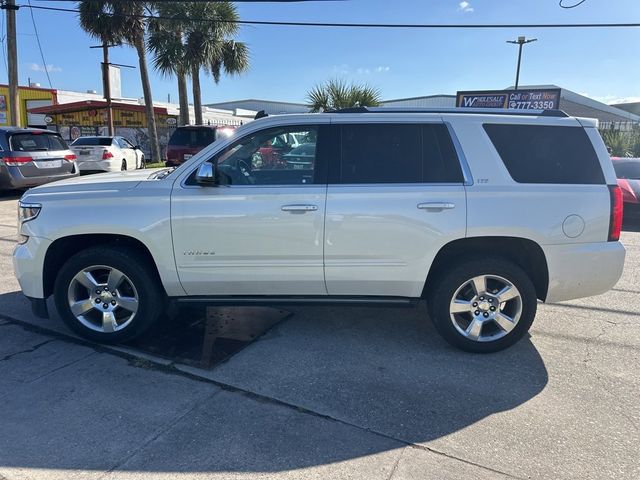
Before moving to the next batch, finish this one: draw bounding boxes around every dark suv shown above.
[0,127,78,190]
[165,125,235,167]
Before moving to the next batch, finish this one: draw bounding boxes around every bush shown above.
[599,128,640,157]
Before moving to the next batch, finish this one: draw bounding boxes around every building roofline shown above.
[381,94,456,103]
[206,98,308,107]
[28,100,171,116]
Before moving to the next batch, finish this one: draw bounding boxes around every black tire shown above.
[121,159,127,171]
[54,246,164,344]
[427,257,537,353]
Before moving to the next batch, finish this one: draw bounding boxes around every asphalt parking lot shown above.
[0,192,638,480]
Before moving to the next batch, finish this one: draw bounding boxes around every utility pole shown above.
[507,36,537,90]
[3,0,20,127]
[101,44,114,136]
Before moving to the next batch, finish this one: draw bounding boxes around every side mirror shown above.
[134,145,141,150]
[195,162,217,186]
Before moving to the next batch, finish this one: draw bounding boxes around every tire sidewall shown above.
[428,257,537,353]
[54,247,162,344]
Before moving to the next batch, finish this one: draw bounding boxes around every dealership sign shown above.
[456,89,561,110]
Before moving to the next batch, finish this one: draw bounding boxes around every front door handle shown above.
[417,202,456,212]
[281,204,318,213]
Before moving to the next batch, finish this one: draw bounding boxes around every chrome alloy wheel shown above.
[67,266,139,333]
[449,274,523,343]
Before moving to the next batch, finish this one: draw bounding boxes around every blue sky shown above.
[3,0,640,105]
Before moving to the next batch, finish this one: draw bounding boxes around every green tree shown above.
[306,79,382,112]
[149,1,249,126]
[77,1,160,162]
[148,2,191,126]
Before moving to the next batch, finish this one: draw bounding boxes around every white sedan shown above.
[71,136,145,173]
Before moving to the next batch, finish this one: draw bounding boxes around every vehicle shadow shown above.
[0,291,548,476]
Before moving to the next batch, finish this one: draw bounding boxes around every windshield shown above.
[10,132,68,152]
[168,128,217,147]
[72,137,113,146]
[613,160,640,180]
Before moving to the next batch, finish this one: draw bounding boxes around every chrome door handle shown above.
[281,204,318,212]
[417,202,456,211]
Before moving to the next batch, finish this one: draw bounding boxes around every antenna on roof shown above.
[254,110,268,120]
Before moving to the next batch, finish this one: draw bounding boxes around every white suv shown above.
[13,108,626,353]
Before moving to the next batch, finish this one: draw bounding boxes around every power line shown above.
[559,0,588,8]
[27,0,52,88]
[17,3,640,29]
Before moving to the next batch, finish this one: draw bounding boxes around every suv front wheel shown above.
[54,246,163,343]
[427,257,537,353]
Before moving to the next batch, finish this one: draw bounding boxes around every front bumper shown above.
[544,241,626,303]
[13,235,51,300]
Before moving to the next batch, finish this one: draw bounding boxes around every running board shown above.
[173,296,419,308]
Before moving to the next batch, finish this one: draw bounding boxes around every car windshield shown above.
[72,137,113,146]
[168,128,217,147]
[613,160,640,180]
[10,132,68,152]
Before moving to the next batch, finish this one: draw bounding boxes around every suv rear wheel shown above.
[427,257,537,353]
[54,246,163,343]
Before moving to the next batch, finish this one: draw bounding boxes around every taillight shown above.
[64,154,77,162]
[102,150,114,160]
[3,156,33,166]
[608,185,623,242]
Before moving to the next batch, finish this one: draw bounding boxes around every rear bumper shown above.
[544,241,626,303]
[77,160,120,173]
[0,164,79,190]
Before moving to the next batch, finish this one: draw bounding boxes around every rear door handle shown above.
[417,202,456,212]
[281,204,318,212]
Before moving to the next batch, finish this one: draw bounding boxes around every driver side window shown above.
[215,125,319,186]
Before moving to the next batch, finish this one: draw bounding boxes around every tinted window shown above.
[169,128,217,147]
[484,124,605,184]
[612,160,640,180]
[72,137,113,146]
[10,133,68,152]
[187,125,321,186]
[338,123,463,184]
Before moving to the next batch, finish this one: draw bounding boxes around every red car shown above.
[611,157,640,222]
[165,125,235,167]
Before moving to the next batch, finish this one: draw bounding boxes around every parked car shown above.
[14,107,626,353]
[283,143,316,169]
[165,125,235,167]
[611,157,640,222]
[0,127,78,190]
[71,136,144,173]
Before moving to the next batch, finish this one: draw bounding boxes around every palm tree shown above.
[183,1,249,125]
[148,2,190,126]
[307,79,382,112]
[78,1,160,162]
[77,1,122,135]
[114,1,161,164]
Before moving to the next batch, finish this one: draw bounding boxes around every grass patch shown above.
[145,162,166,169]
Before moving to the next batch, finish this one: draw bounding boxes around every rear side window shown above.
[72,137,113,146]
[337,123,464,184]
[169,128,217,147]
[10,133,69,152]
[483,124,605,184]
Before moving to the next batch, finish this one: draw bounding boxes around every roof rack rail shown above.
[329,106,569,118]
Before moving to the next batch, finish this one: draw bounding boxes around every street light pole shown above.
[507,36,537,90]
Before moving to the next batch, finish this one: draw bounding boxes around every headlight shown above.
[18,201,42,224]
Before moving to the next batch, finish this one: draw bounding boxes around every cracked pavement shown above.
[0,193,638,479]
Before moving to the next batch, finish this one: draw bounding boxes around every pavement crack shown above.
[0,339,57,362]
[386,447,405,480]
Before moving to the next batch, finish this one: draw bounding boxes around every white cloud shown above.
[332,64,390,76]
[375,66,390,73]
[28,63,62,73]
[458,1,474,13]
[356,67,371,75]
